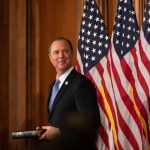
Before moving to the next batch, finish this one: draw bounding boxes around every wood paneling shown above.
[9,0,27,149]
[27,0,41,129]
[0,0,9,149]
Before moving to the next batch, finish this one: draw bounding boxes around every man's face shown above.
[49,39,73,76]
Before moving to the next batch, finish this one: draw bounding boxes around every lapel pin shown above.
[65,81,68,85]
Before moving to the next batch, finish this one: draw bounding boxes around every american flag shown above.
[77,0,120,149]
[139,0,150,75]
[139,0,150,146]
[110,0,150,149]
[139,0,150,92]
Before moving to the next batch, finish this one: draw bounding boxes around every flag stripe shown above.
[130,85,150,148]
[123,47,149,127]
[138,38,150,74]
[139,0,150,147]
[110,43,143,149]
[99,83,119,150]
[85,69,111,148]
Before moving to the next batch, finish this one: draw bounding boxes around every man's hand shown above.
[38,126,60,140]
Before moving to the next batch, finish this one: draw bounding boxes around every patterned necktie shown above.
[49,79,60,111]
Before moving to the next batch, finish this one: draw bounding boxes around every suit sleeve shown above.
[75,78,100,129]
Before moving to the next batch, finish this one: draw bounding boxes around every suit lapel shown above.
[50,69,77,114]
[47,81,55,113]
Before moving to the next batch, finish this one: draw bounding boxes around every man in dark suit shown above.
[39,37,100,141]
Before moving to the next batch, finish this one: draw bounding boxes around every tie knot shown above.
[55,79,60,86]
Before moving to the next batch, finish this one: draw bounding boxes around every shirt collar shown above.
[56,66,74,88]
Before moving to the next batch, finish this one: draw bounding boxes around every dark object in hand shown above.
[12,128,46,139]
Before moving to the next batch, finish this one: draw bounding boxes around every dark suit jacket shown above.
[47,68,100,129]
